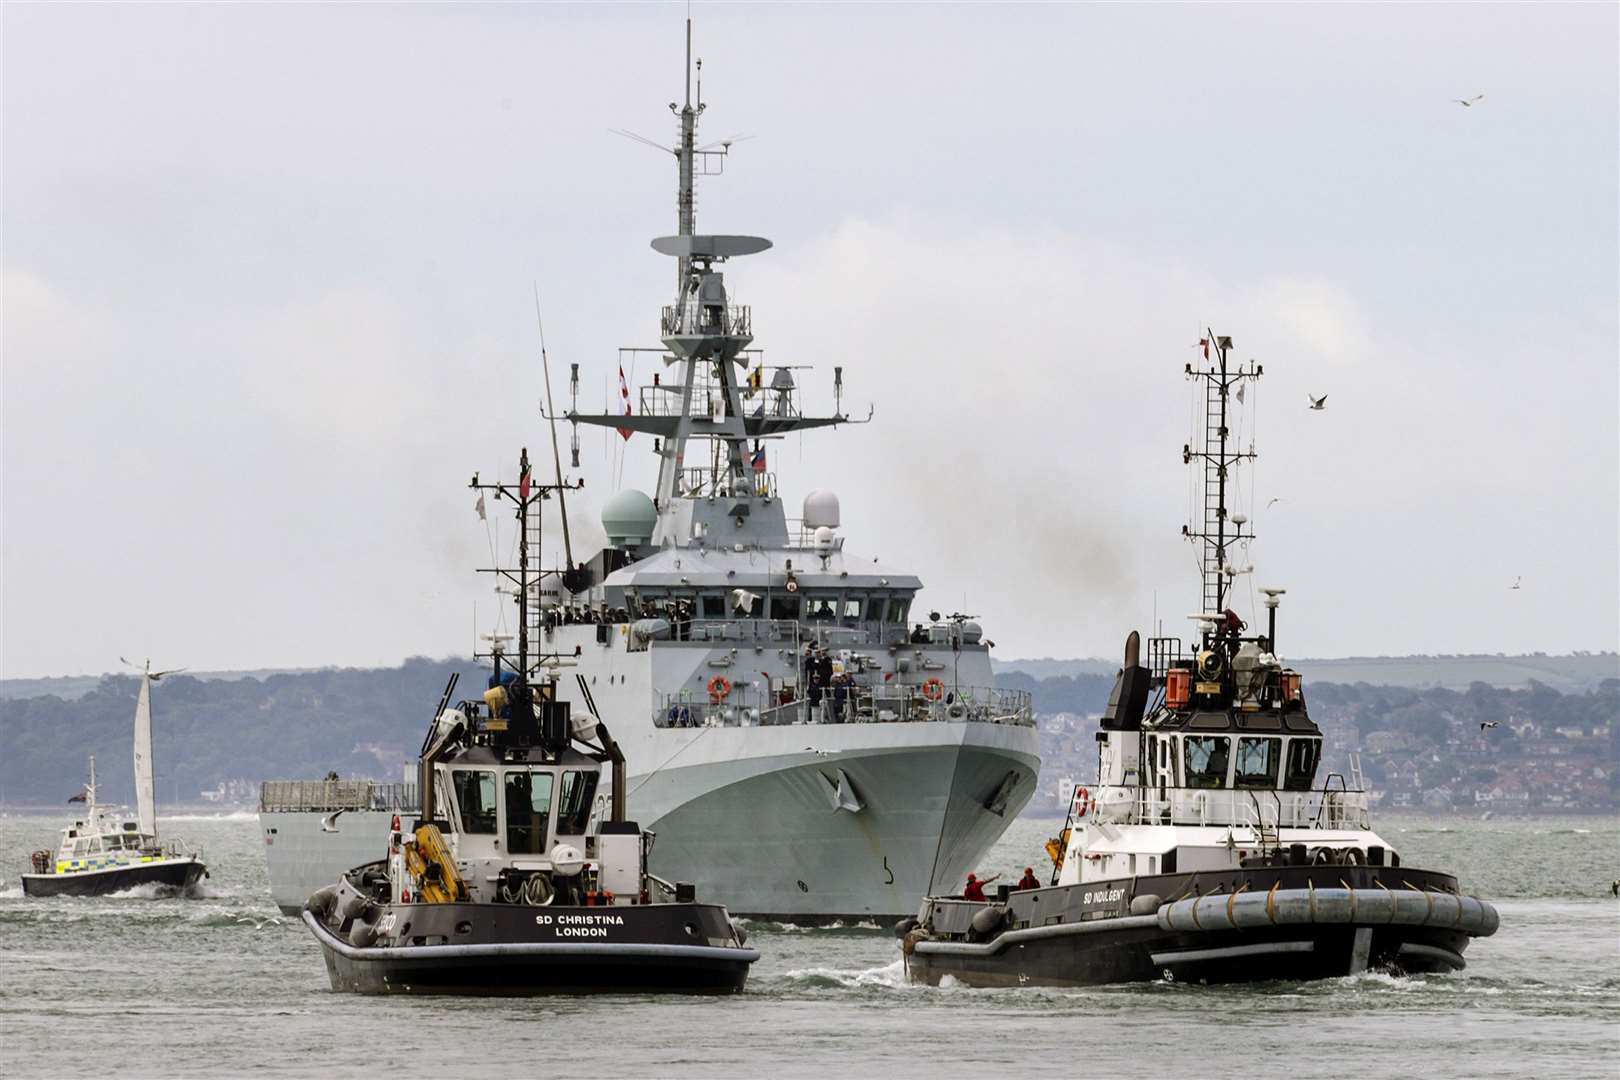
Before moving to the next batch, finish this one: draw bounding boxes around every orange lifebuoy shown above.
[921,677,945,702]
[1071,785,1092,819]
[707,675,732,702]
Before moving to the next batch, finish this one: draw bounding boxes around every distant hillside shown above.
[995,652,1618,693]
[0,657,487,807]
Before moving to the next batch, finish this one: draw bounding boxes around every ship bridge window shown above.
[1184,735,1230,790]
[770,594,801,621]
[1284,737,1321,791]
[701,594,726,619]
[806,596,838,620]
[555,770,599,836]
[505,770,556,855]
[887,597,911,624]
[1235,737,1281,788]
[842,596,864,621]
[452,769,497,834]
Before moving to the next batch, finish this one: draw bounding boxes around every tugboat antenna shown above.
[1183,331,1261,645]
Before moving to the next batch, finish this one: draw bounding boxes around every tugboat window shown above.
[555,770,599,835]
[505,770,556,855]
[452,769,498,834]
[1283,738,1321,791]
[1235,737,1281,788]
[1184,735,1230,789]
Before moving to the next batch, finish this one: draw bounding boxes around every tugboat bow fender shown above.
[301,910,761,965]
[910,914,1161,957]
[1156,887,1498,937]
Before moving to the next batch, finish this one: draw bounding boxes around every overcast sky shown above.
[3,2,1616,678]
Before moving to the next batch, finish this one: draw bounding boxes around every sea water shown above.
[0,812,1614,1078]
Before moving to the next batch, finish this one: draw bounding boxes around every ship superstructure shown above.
[260,21,1038,921]
[539,22,1038,920]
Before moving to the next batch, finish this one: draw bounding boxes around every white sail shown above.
[133,671,157,838]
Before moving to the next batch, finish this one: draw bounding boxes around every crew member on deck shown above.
[1017,867,1040,890]
[962,872,1000,901]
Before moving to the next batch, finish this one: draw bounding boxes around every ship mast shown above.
[469,448,581,681]
[1183,332,1262,645]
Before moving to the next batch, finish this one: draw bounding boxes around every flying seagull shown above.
[1308,394,1328,411]
[1510,576,1522,590]
[1480,720,1500,730]
[1453,94,1484,107]
[1267,497,1285,510]
[320,808,346,833]
[119,657,185,680]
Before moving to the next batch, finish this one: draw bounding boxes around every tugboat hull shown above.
[20,858,207,898]
[303,893,759,995]
[904,866,1498,989]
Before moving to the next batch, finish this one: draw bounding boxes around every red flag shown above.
[519,465,531,501]
[1199,338,1209,360]
[616,364,633,441]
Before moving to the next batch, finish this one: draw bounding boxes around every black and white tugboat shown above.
[303,451,759,995]
[901,333,1499,987]
[22,662,208,898]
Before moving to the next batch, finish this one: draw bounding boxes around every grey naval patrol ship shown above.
[261,21,1040,923]
[901,334,1499,987]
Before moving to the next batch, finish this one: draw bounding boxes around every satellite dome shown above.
[803,489,840,530]
[813,526,835,554]
[960,621,983,644]
[602,489,657,547]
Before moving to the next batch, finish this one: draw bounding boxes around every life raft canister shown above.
[707,675,733,701]
[921,677,945,702]
[1071,785,1092,819]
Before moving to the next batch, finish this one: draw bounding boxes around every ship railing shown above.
[661,301,752,338]
[652,685,1033,729]
[258,779,420,814]
[1127,784,1370,831]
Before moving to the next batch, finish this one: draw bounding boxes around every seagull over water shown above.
[1480,720,1500,730]
[320,808,346,833]
[1453,94,1485,107]
[1510,576,1522,590]
[1307,394,1328,411]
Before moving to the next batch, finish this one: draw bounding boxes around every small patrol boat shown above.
[900,333,1499,988]
[22,662,208,898]
[303,451,759,995]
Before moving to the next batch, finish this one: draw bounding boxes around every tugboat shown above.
[302,451,760,995]
[901,333,1500,987]
[22,662,208,897]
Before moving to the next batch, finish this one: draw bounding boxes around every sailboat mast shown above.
[133,662,157,839]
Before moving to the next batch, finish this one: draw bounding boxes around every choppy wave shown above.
[741,919,885,934]
[781,958,911,990]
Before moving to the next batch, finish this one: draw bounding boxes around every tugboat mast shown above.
[1183,332,1262,645]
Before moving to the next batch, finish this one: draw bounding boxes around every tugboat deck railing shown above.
[1113,783,1371,832]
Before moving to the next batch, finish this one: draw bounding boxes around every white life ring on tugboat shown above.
[921,677,945,702]
[1071,786,1092,819]
[707,675,733,702]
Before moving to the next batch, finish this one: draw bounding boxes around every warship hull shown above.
[21,857,207,898]
[904,865,1499,988]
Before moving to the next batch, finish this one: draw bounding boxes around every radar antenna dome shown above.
[602,489,657,547]
[803,490,841,529]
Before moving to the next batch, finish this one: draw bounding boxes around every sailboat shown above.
[21,661,208,897]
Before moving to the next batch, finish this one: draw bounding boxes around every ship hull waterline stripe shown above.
[911,914,1163,957]
[1150,940,1316,965]
[21,857,202,881]
[302,911,760,965]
